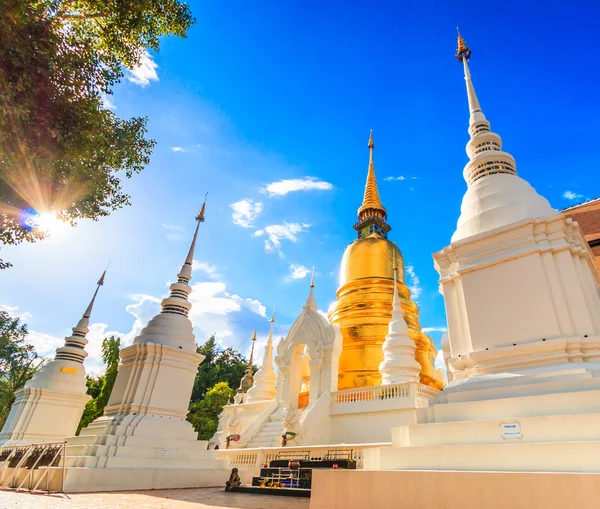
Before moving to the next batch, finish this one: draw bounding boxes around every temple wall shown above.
[330,409,416,444]
[310,470,600,509]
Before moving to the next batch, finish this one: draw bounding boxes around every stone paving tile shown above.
[0,487,311,509]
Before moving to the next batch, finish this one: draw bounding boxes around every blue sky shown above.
[1,0,599,374]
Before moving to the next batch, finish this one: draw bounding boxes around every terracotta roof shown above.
[563,199,600,244]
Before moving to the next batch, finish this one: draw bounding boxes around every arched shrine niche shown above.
[274,304,341,412]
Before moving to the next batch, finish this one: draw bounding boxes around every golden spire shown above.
[270,305,275,323]
[357,130,386,222]
[248,329,257,367]
[310,267,315,288]
[456,27,471,62]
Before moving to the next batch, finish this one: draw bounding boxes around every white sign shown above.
[500,422,522,439]
[161,448,169,456]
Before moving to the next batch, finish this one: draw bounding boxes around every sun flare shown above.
[35,212,70,235]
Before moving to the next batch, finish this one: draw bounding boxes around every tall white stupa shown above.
[0,272,106,446]
[360,28,600,475]
[62,199,229,492]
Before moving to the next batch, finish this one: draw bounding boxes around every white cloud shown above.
[172,147,185,152]
[127,51,159,87]
[384,176,406,181]
[192,260,219,279]
[231,199,263,228]
[405,265,422,301]
[187,282,266,341]
[161,224,184,231]
[254,222,310,255]
[422,327,448,333]
[563,190,584,201]
[286,264,311,281]
[263,177,333,197]
[100,94,116,110]
[0,304,32,321]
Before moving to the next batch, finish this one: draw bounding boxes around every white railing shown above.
[330,382,440,406]
[330,382,411,404]
[217,442,390,469]
[222,399,274,416]
[417,384,440,400]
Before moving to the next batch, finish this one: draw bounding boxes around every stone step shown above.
[430,388,600,423]
[393,412,600,448]
[369,440,600,473]
[438,372,600,405]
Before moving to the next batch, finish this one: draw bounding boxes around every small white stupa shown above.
[0,271,106,446]
[247,308,277,402]
[62,198,229,492]
[379,261,420,384]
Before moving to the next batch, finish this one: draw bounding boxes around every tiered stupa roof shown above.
[452,29,556,242]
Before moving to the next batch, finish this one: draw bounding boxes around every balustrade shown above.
[329,382,417,405]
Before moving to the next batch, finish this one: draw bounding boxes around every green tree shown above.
[0,310,42,428]
[187,382,235,440]
[0,0,195,268]
[191,335,255,402]
[77,335,120,433]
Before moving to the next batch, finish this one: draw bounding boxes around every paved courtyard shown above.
[0,487,311,509]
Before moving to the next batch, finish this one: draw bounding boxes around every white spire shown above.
[247,307,277,402]
[451,30,556,243]
[303,267,317,311]
[55,270,106,364]
[133,199,207,352]
[455,30,517,186]
[379,262,420,384]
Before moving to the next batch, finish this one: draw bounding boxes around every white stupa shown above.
[0,272,105,446]
[247,308,277,402]
[379,262,420,384]
[360,29,600,477]
[62,199,229,492]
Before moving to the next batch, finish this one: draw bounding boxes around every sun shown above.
[35,212,70,235]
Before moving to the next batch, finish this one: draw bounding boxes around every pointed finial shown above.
[270,305,276,323]
[357,130,387,223]
[183,196,208,269]
[391,256,399,306]
[196,192,208,223]
[310,267,315,288]
[83,268,108,319]
[456,27,471,62]
[248,329,257,367]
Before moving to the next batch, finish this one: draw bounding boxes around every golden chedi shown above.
[329,132,441,390]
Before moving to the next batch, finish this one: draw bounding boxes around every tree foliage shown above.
[188,381,235,441]
[187,336,257,440]
[0,310,42,428]
[77,335,120,433]
[191,335,256,402]
[0,0,195,267]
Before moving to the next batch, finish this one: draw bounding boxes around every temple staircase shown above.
[246,412,285,448]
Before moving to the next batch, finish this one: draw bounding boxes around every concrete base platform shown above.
[63,467,230,493]
[310,470,600,509]
[233,486,311,498]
